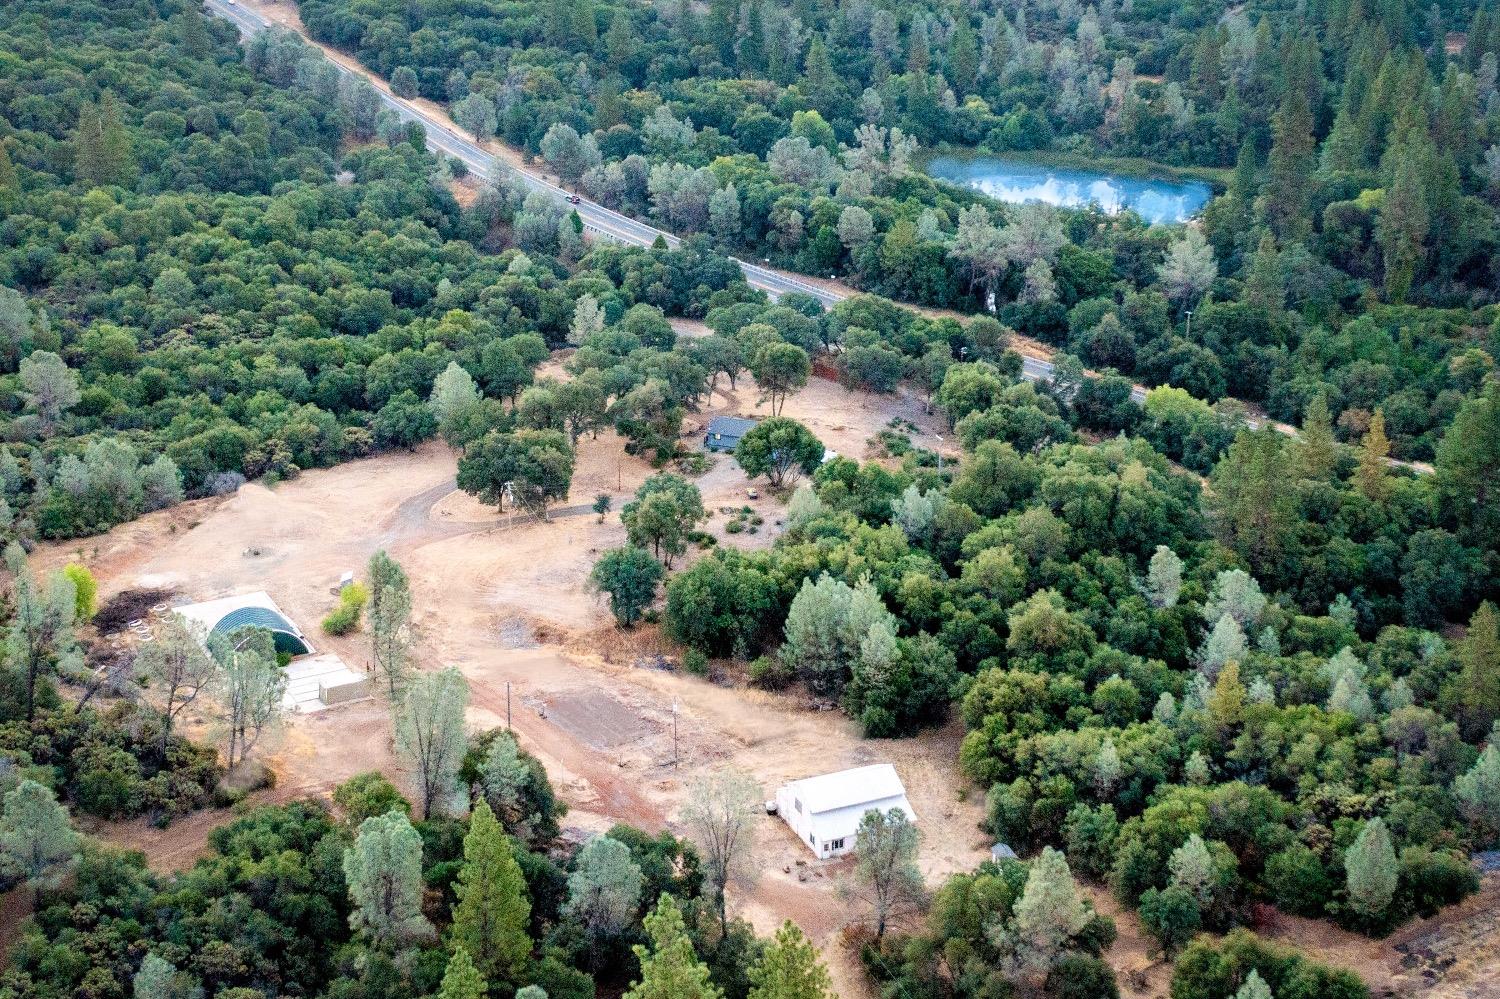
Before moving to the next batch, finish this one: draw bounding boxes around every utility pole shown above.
[935,434,944,473]
[506,680,512,732]
[671,699,679,769]
[1185,309,1193,341]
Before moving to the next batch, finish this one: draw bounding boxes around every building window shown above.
[809,833,816,845]
[828,838,845,850]
[793,798,801,813]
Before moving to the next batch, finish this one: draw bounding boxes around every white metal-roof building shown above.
[775,764,915,859]
[175,591,314,657]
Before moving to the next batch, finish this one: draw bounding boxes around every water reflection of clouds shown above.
[932,156,1210,224]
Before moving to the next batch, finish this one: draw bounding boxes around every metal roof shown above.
[209,606,299,640]
[705,416,758,437]
[175,591,312,656]
[781,764,907,815]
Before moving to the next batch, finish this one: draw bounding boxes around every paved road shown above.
[206,0,1431,473]
[206,0,841,306]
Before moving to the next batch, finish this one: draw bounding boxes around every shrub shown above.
[321,581,370,635]
[1171,929,1369,999]
[684,649,709,676]
[1045,955,1120,999]
[333,771,412,824]
[61,564,97,622]
[749,655,794,689]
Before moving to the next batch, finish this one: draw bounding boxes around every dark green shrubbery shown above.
[0,703,221,825]
[1171,930,1368,999]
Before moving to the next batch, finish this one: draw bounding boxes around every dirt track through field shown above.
[32,378,986,995]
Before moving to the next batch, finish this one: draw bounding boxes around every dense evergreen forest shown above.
[298,0,1500,464]
[1,0,1499,997]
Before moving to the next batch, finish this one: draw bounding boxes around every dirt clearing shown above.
[31,374,987,996]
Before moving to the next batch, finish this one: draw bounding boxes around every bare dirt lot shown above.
[32,376,978,995]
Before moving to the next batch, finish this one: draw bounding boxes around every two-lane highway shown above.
[206,0,841,305]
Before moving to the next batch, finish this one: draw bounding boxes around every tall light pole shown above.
[935,435,944,473]
[1185,309,1194,341]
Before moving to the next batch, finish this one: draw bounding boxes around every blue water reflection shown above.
[925,155,1213,224]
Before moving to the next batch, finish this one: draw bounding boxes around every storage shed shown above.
[775,764,915,859]
[174,591,313,656]
[704,416,757,452]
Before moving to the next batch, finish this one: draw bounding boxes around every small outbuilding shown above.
[775,763,915,859]
[704,415,757,453]
[174,591,313,656]
[991,842,1018,863]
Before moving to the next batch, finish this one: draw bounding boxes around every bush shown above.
[333,771,412,824]
[1263,845,1333,917]
[0,703,221,823]
[749,655,794,690]
[684,649,709,676]
[1397,847,1479,920]
[1171,929,1369,999]
[321,581,370,635]
[1045,955,1119,999]
[61,563,98,622]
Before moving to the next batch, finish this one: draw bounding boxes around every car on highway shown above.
[565,195,582,204]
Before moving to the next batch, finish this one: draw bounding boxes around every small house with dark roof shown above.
[704,415,757,452]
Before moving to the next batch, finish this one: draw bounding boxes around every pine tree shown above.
[625,894,724,999]
[1297,395,1339,480]
[1235,969,1273,999]
[438,948,489,999]
[133,953,196,999]
[1145,545,1183,608]
[1261,90,1316,240]
[1456,602,1500,734]
[452,800,532,982]
[738,1,766,74]
[1344,817,1398,921]
[605,12,634,68]
[0,142,18,206]
[177,8,212,57]
[801,39,844,120]
[574,0,599,48]
[343,811,434,949]
[1377,136,1431,303]
[947,22,980,96]
[1242,232,1285,311]
[73,90,135,188]
[1208,660,1247,733]
[368,550,414,696]
[1207,430,1300,577]
[566,835,645,948]
[430,361,480,428]
[1003,846,1090,984]
[0,779,79,905]
[395,668,469,819]
[1093,737,1122,796]
[1456,726,1500,845]
[748,921,834,999]
[1168,834,1216,907]
[1434,383,1500,546]
[1354,409,1391,502]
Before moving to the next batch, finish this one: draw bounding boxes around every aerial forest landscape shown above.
[1,0,1499,996]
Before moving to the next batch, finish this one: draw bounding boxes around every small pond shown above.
[925,154,1213,224]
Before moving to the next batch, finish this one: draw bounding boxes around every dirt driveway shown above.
[31,377,986,995]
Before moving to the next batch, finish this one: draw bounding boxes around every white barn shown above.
[775,764,915,859]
